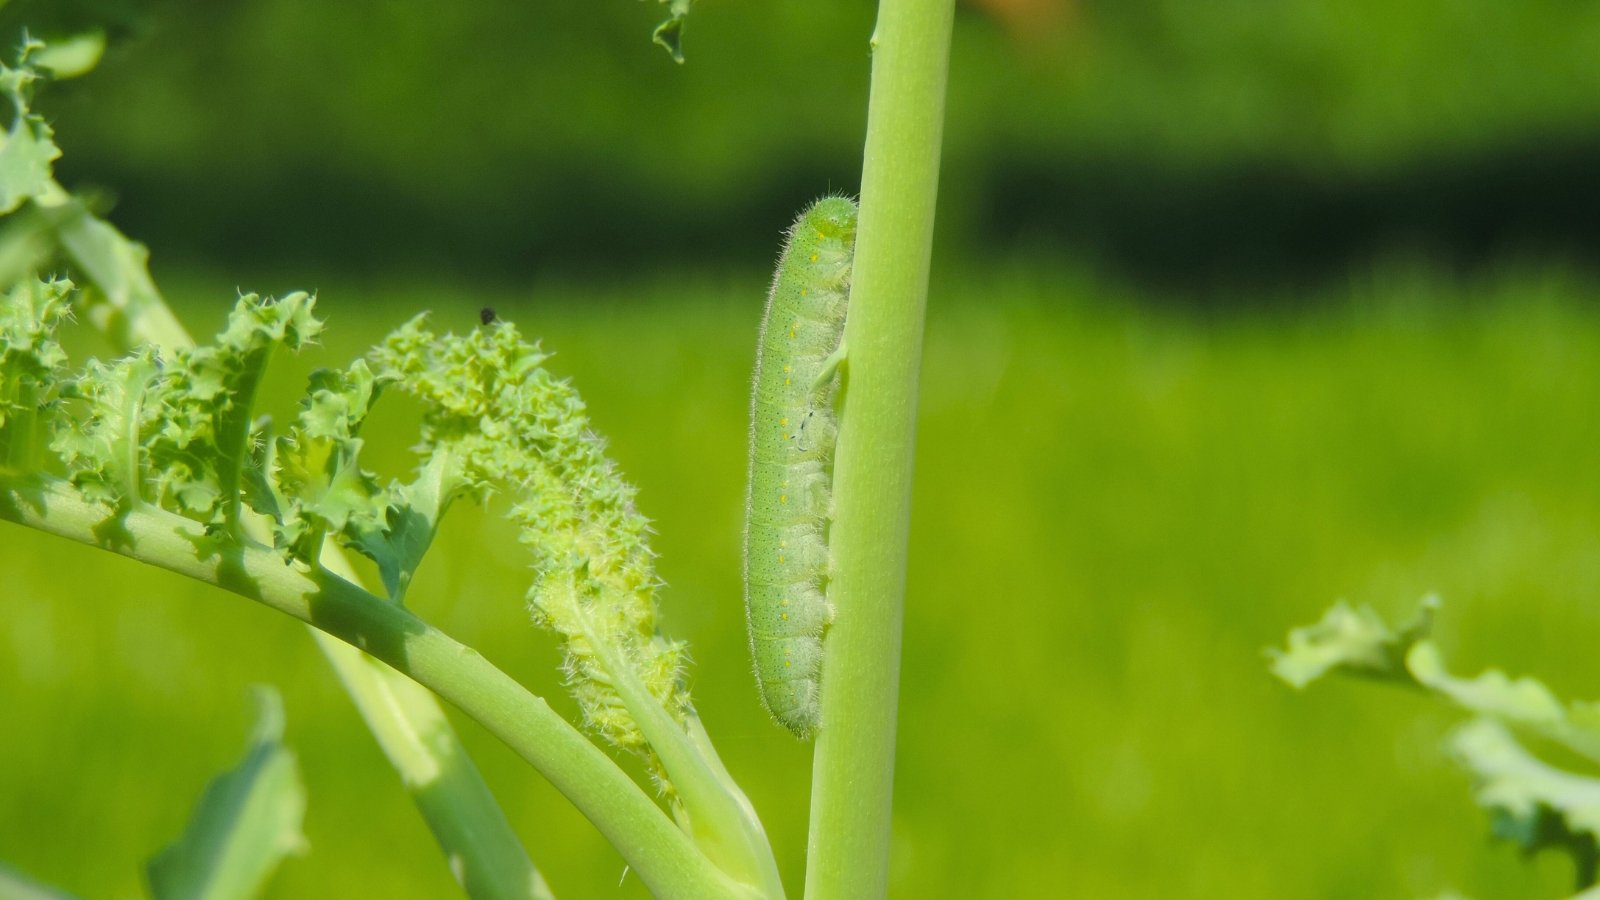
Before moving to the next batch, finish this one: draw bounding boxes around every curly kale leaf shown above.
[0,39,60,216]
[1274,598,1600,890]
[40,291,319,533]
[369,315,689,787]
[652,0,693,63]
[0,276,71,468]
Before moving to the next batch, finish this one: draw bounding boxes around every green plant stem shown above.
[592,644,783,897]
[804,0,953,896]
[0,475,753,900]
[42,190,549,899]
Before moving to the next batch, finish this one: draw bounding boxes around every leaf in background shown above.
[1274,597,1600,767]
[1408,642,1600,767]
[0,36,190,349]
[28,32,105,80]
[41,194,166,328]
[0,40,60,216]
[1274,598,1600,893]
[652,0,691,63]
[1449,718,1600,890]
[1268,594,1437,689]
[369,314,690,790]
[146,687,307,900]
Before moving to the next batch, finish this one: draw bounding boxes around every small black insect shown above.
[479,306,497,326]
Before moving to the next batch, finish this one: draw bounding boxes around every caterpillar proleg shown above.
[744,196,857,738]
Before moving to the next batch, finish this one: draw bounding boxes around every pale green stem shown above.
[0,476,753,900]
[804,0,954,897]
[593,643,782,897]
[40,193,549,899]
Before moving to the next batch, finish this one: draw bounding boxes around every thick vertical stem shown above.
[803,0,954,897]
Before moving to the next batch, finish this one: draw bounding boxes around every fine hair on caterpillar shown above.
[743,195,857,739]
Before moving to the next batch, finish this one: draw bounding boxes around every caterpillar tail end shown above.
[759,679,819,741]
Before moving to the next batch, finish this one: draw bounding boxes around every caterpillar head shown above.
[803,196,859,243]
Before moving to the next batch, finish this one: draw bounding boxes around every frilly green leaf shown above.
[39,291,319,529]
[4,278,694,784]
[1,264,695,797]
[652,0,692,63]
[267,352,463,603]
[1268,594,1437,689]
[1407,642,1600,766]
[0,39,61,216]
[143,292,319,530]
[53,348,162,507]
[0,277,72,468]
[0,37,188,350]
[369,314,690,788]
[343,452,458,603]
[269,360,391,565]
[29,32,106,81]
[1274,597,1600,892]
[1449,718,1600,889]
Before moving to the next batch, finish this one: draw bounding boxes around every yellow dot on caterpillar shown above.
[780,598,790,606]
[809,253,819,262]
[789,328,797,338]
[779,494,788,504]
[784,660,792,668]
[779,417,788,426]
[778,555,785,563]
[801,288,809,297]
[785,378,791,385]
[784,365,792,373]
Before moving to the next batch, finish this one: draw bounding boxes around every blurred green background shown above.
[2,0,1599,897]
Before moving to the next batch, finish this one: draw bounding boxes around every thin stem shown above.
[804,0,953,897]
[306,594,555,900]
[0,476,754,900]
[596,644,784,897]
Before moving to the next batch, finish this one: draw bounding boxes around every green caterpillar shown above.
[744,196,857,738]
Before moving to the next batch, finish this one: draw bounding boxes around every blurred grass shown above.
[3,262,1600,898]
[38,0,1600,185]
[15,0,1598,287]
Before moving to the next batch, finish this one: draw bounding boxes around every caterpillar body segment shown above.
[743,196,858,739]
